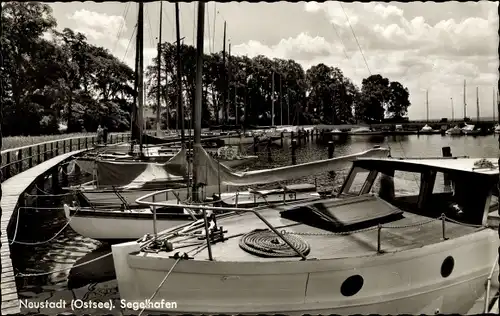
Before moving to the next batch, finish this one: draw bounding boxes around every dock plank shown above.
[1,149,86,314]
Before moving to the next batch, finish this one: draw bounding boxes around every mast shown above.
[271,72,275,126]
[280,75,283,126]
[227,42,231,124]
[175,3,185,147]
[287,88,290,125]
[156,1,163,135]
[192,1,205,202]
[222,21,227,124]
[464,79,467,120]
[425,90,429,122]
[130,6,141,153]
[451,97,454,121]
[137,2,145,154]
[235,83,238,126]
[477,86,480,122]
[493,87,496,122]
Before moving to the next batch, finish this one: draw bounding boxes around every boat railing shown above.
[136,188,314,260]
[484,253,499,313]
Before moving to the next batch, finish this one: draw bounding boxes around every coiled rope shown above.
[239,228,310,258]
[474,158,497,169]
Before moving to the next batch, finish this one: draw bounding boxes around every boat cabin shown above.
[339,157,499,226]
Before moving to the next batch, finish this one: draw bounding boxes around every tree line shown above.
[1,2,411,137]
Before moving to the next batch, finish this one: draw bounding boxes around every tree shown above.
[356,74,390,123]
[387,81,410,120]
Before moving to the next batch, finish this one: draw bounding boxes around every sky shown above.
[47,1,499,121]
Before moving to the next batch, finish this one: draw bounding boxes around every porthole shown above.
[340,274,364,297]
[441,256,454,278]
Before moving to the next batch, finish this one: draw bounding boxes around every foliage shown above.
[2,2,412,137]
[1,2,134,136]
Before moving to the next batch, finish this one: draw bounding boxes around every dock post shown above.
[291,139,297,165]
[17,149,22,173]
[291,131,294,143]
[298,130,302,146]
[77,138,81,150]
[5,152,10,179]
[320,130,324,143]
[56,141,59,156]
[328,141,335,159]
[267,138,272,162]
[280,132,284,148]
[85,137,88,148]
[253,136,258,154]
[69,139,73,152]
[43,143,48,161]
[36,145,41,164]
[28,146,33,168]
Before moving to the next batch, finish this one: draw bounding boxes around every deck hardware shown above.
[377,224,382,253]
[441,213,447,240]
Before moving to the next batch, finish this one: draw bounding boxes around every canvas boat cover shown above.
[96,147,188,188]
[192,144,390,187]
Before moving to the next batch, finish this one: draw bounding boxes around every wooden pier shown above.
[0,133,130,314]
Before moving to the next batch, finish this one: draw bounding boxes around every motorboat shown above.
[462,124,481,136]
[418,124,440,134]
[446,125,463,135]
[112,155,500,315]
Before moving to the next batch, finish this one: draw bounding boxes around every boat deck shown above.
[1,149,86,315]
[142,195,480,262]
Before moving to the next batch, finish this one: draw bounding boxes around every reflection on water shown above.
[11,134,500,315]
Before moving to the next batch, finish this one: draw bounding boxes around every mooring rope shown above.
[238,228,310,258]
[137,257,181,316]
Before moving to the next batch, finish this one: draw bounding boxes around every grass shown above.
[2,132,96,151]
[2,131,131,151]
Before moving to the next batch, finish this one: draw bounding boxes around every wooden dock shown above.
[1,149,85,315]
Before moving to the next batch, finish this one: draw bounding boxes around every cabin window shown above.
[429,172,489,224]
[368,170,421,206]
[432,172,455,194]
[342,167,371,195]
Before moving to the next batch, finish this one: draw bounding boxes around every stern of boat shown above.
[111,241,142,306]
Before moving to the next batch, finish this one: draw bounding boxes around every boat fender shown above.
[169,252,193,260]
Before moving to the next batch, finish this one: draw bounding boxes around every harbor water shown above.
[10,134,500,315]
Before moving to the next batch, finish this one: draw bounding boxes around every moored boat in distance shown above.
[112,155,500,315]
[446,125,463,135]
[348,126,384,136]
[418,124,441,134]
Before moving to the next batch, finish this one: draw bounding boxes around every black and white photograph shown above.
[0,1,499,315]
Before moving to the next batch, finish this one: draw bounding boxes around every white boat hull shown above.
[113,229,498,315]
[64,205,195,241]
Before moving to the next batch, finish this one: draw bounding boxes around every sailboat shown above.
[110,4,500,314]
[63,2,387,242]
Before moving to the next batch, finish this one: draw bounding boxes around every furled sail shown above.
[96,147,188,188]
[192,144,390,187]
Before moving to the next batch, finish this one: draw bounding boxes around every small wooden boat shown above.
[112,156,500,315]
